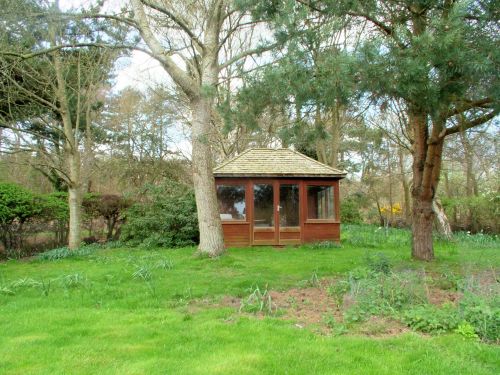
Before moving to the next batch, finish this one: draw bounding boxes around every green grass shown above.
[0,225,498,374]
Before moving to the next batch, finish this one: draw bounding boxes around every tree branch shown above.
[130,0,198,99]
[218,42,280,71]
[446,98,493,118]
[139,0,205,53]
[442,109,498,138]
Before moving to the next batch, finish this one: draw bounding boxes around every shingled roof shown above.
[213,148,347,178]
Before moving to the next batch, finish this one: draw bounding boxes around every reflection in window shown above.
[307,185,334,219]
[280,184,299,227]
[254,184,274,227]
[217,185,246,220]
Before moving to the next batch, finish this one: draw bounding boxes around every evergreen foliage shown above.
[121,181,199,248]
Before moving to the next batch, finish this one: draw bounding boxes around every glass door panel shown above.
[278,183,301,245]
[253,184,274,228]
[253,183,276,245]
[279,184,299,227]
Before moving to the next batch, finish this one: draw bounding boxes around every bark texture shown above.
[190,95,225,256]
[411,197,434,261]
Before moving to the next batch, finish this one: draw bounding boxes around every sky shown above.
[60,0,169,93]
[59,0,192,157]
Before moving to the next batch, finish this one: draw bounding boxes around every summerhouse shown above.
[214,148,346,247]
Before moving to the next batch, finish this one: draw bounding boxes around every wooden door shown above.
[252,182,276,245]
[278,183,301,245]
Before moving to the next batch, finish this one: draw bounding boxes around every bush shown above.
[459,293,500,343]
[341,196,363,224]
[83,193,131,240]
[121,181,198,248]
[38,192,69,246]
[341,269,427,323]
[401,304,461,334]
[0,183,41,254]
[442,194,499,233]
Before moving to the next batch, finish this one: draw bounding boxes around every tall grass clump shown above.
[36,243,102,261]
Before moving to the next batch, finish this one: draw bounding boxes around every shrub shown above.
[342,270,427,323]
[83,193,131,241]
[0,183,41,254]
[365,252,391,275]
[121,181,199,248]
[38,192,69,246]
[459,293,500,343]
[401,304,461,334]
[341,196,363,224]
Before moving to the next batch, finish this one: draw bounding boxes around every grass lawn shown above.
[0,225,498,374]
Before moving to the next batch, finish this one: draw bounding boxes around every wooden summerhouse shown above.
[214,148,347,247]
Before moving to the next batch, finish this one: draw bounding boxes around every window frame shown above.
[215,182,248,222]
[304,181,338,223]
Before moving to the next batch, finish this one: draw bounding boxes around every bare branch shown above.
[218,42,280,71]
[130,0,198,98]
[140,0,205,53]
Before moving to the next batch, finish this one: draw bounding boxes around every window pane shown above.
[217,185,246,220]
[254,184,274,227]
[307,185,334,219]
[280,184,299,227]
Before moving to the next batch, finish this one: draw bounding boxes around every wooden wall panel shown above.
[279,231,301,240]
[303,222,340,242]
[222,223,250,247]
[253,231,275,241]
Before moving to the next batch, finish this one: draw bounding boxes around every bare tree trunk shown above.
[68,182,82,249]
[410,108,442,261]
[330,106,342,169]
[443,168,457,226]
[460,131,478,231]
[387,145,394,225]
[433,198,452,239]
[51,21,82,250]
[412,196,435,260]
[191,95,225,256]
[398,147,411,224]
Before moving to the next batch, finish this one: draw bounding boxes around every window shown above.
[253,183,274,227]
[307,185,335,220]
[279,184,299,227]
[217,185,246,220]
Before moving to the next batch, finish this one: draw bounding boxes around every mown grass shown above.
[0,225,498,374]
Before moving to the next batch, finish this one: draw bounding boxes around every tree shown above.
[272,0,499,260]
[102,0,278,256]
[0,1,121,249]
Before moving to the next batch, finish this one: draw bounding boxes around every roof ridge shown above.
[287,148,347,175]
[213,148,253,171]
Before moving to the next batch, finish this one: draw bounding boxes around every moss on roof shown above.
[213,148,347,178]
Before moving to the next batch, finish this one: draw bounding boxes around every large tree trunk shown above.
[67,148,82,249]
[68,184,82,249]
[411,196,435,260]
[409,107,444,261]
[52,34,83,250]
[190,94,225,256]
